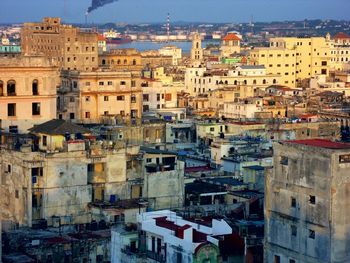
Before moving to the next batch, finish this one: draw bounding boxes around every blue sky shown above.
[1,0,349,24]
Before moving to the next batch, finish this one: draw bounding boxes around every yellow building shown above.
[250,37,331,87]
[58,70,142,123]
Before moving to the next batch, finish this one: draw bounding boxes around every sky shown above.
[0,0,349,24]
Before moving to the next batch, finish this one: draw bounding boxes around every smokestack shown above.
[87,0,119,13]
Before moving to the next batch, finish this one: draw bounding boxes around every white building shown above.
[111,210,232,263]
[159,46,182,66]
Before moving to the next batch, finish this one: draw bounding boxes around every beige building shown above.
[21,17,98,71]
[266,139,350,263]
[0,56,59,133]
[58,70,143,122]
[220,33,241,57]
[159,46,182,66]
[330,32,350,70]
[99,48,143,71]
[250,36,331,87]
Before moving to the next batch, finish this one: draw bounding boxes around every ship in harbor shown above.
[103,29,132,44]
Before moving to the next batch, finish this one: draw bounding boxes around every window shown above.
[131,110,137,118]
[290,260,296,263]
[15,190,19,199]
[86,82,91,86]
[280,156,288,165]
[131,95,136,103]
[32,80,39,95]
[157,94,160,101]
[143,94,149,101]
[309,195,316,204]
[176,252,182,263]
[107,81,113,85]
[0,80,3,96]
[291,225,297,236]
[85,112,90,118]
[69,113,75,119]
[309,229,315,239]
[274,255,280,263]
[8,103,16,117]
[120,81,126,85]
[104,96,109,101]
[117,95,125,101]
[104,111,109,115]
[99,81,104,86]
[43,135,47,146]
[85,96,90,102]
[210,127,215,132]
[291,197,296,208]
[32,103,41,115]
[7,80,16,96]
[131,80,136,87]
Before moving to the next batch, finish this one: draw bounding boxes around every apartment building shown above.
[265,139,350,263]
[188,65,280,96]
[58,70,142,122]
[21,17,98,71]
[250,37,331,87]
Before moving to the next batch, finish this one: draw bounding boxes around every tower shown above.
[166,13,170,42]
[191,32,203,64]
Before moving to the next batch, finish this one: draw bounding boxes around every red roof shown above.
[286,139,350,149]
[334,32,350,40]
[223,33,241,41]
[98,35,106,41]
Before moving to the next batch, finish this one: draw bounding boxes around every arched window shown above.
[273,79,277,84]
[253,79,257,85]
[124,59,127,64]
[132,59,137,65]
[111,59,114,65]
[117,59,121,65]
[196,42,199,49]
[224,80,228,85]
[0,80,3,96]
[102,59,106,65]
[234,80,237,85]
[263,79,267,84]
[243,80,247,85]
[7,80,16,96]
[32,80,39,95]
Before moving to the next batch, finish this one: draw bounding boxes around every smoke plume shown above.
[87,0,119,13]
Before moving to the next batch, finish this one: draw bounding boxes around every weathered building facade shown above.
[265,139,350,263]
[21,17,98,71]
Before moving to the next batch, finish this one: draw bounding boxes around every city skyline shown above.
[1,0,350,24]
